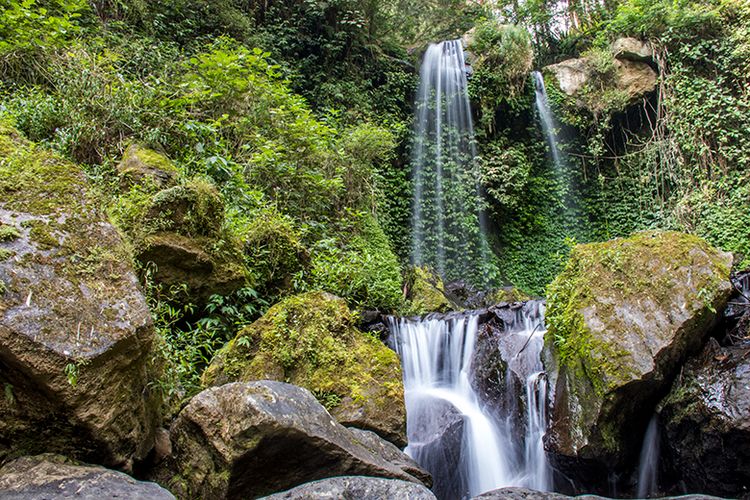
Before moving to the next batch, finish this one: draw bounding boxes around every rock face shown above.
[405,266,456,315]
[261,476,437,500]
[544,231,732,478]
[203,291,407,446]
[612,37,653,62]
[544,38,657,116]
[0,126,159,468]
[472,487,721,500]
[0,454,174,500]
[660,338,750,496]
[157,381,425,499]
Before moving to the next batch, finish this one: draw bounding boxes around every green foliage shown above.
[480,140,533,210]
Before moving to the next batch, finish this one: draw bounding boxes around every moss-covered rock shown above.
[404,266,455,316]
[0,125,160,469]
[543,231,732,475]
[202,291,407,446]
[117,144,178,192]
[111,174,247,306]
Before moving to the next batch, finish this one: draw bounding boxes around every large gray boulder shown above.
[154,381,426,499]
[612,37,653,62]
[261,476,436,499]
[347,427,432,487]
[544,232,733,478]
[0,126,159,469]
[0,454,174,499]
[472,488,723,500]
[660,338,750,496]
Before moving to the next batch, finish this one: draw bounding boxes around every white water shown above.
[411,40,492,284]
[389,304,551,498]
[532,71,565,173]
[636,415,661,498]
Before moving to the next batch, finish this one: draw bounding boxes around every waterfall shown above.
[636,415,661,498]
[532,71,566,173]
[410,40,492,285]
[389,303,551,499]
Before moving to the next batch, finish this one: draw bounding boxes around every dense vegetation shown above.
[1,0,748,403]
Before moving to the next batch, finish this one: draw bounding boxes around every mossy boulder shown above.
[117,144,178,191]
[202,291,407,446]
[0,126,160,469]
[112,175,247,306]
[543,231,732,475]
[404,266,455,316]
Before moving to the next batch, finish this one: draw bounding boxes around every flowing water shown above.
[410,40,492,284]
[388,303,551,498]
[532,71,565,173]
[636,415,661,498]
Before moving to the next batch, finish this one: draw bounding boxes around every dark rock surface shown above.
[347,427,432,487]
[154,381,424,499]
[260,476,436,499]
[472,487,724,500]
[0,454,174,499]
[661,338,750,496]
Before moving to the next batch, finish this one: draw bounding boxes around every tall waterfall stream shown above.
[388,304,551,498]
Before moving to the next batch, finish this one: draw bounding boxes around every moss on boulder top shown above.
[543,231,732,473]
[0,125,159,468]
[404,266,455,316]
[117,144,178,191]
[202,291,407,446]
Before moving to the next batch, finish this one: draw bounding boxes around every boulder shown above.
[0,454,174,500]
[660,338,750,496]
[346,427,432,487]
[613,37,653,62]
[203,291,407,446]
[113,175,247,306]
[405,266,456,315]
[544,231,732,477]
[0,126,159,468]
[406,395,466,500]
[544,52,657,115]
[117,144,178,191]
[155,381,425,499]
[261,476,436,500]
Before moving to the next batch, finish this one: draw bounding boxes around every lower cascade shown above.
[388,302,551,499]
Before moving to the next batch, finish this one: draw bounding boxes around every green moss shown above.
[0,224,21,242]
[203,291,404,423]
[0,249,14,260]
[546,230,731,396]
[27,221,59,249]
[0,281,6,294]
[403,266,454,315]
[121,144,177,177]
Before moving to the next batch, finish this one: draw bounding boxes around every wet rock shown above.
[346,428,432,487]
[0,454,174,499]
[406,395,466,500]
[544,231,733,478]
[0,126,159,468]
[472,488,723,500]
[154,381,424,499]
[660,338,750,496]
[203,292,406,446]
[261,476,436,499]
[117,144,178,191]
[613,37,653,62]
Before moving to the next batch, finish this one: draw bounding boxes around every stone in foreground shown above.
[544,231,732,479]
[156,381,424,499]
[261,476,437,500]
[0,126,159,468]
[0,454,174,500]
